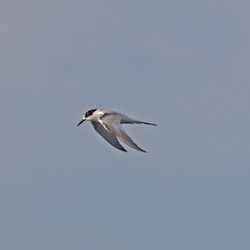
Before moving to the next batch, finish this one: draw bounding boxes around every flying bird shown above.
[77,109,157,152]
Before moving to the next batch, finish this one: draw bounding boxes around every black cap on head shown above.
[85,109,97,118]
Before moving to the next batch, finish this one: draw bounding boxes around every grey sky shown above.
[1,1,250,250]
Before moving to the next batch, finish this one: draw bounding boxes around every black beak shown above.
[77,119,85,127]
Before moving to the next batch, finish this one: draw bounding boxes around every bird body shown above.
[77,109,157,152]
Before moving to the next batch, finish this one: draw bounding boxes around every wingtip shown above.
[137,148,147,153]
[143,122,157,126]
[119,147,127,152]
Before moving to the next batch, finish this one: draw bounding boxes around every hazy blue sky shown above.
[1,1,250,249]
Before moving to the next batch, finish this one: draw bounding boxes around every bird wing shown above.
[91,121,127,152]
[99,113,146,152]
[120,114,157,126]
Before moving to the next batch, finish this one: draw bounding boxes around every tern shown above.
[77,109,157,152]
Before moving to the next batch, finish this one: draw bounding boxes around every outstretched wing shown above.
[120,114,157,126]
[99,113,146,152]
[91,121,127,152]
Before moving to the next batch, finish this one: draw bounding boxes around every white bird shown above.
[77,109,157,152]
